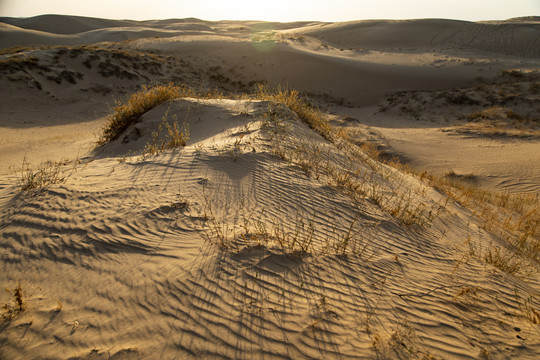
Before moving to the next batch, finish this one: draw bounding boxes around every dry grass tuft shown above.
[18,157,71,193]
[97,83,221,145]
[462,106,540,138]
[98,84,182,145]
[254,84,333,140]
[140,107,190,158]
[2,284,26,321]
[414,169,540,275]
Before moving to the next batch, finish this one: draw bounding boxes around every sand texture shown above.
[1,14,539,359]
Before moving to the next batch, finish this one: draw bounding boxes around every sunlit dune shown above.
[1,14,539,359]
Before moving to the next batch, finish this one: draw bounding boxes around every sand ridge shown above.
[0,14,539,359]
[2,98,539,358]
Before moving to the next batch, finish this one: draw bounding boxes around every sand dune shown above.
[2,98,539,359]
[1,14,539,359]
[2,14,539,57]
[0,14,139,34]
[298,18,540,57]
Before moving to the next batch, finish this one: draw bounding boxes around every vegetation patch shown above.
[99,83,538,271]
[99,84,180,145]
[140,107,190,158]
[2,284,26,321]
[254,84,333,139]
[98,83,222,146]
[18,158,71,193]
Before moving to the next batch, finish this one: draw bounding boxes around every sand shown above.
[0,14,539,359]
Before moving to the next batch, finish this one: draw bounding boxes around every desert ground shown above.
[0,14,539,359]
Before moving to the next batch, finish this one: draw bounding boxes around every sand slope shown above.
[1,98,539,359]
[297,18,540,57]
[1,14,540,359]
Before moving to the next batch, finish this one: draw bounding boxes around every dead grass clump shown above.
[467,107,507,122]
[2,284,26,321]
[98,83,222,145]
[98,84,182,144]
[444,170,477,183]
[18,158,70,193]
[141,108,190,158]
[424,172,540,274]
[260,100,436,229]
[200,183,370,256]
[254,84,333,140]
[346,125,539,274]
[518,294,540,324]
[465,107,537,125]
[484,245,526,275]
[463,106,539,138]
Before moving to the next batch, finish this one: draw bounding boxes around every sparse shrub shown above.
[18,158,69,192]
[141,108,190,158]
[446,92,480,106]
[501,69,524,78]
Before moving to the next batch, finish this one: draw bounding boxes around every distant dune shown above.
[1,14,540,57]
[298,18,540,57]
[0,14,139,34]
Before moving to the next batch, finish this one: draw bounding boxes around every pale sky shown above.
[0,0,538,22]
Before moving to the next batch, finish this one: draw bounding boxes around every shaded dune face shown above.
[0,14,539,360]
[298,19,540,57]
